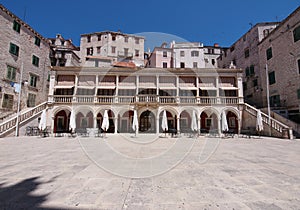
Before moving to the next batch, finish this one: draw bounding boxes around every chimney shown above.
[214,43,219,48]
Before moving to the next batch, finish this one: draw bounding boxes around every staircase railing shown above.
[244,103,293,139]
[0,102,48,137]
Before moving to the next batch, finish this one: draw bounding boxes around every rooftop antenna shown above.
[23,6,27,21]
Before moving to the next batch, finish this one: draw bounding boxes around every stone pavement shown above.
[0,134,300,210]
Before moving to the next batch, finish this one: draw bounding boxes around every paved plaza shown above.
[0,134,300,210]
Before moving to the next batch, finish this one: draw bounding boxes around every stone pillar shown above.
[198,117,201,135]
[114,117,118,134]
[218,115,222,136]
[94,117,97,129]
[156,116,160,134]
[136,75,139,95]
[177,116,180,134]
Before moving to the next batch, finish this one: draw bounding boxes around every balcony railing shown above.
[50,95,243,105]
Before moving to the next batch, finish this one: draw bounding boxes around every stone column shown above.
[114,117,118,134]
[177,116,180,134]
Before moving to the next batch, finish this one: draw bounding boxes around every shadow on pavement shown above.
[0,176,77,210]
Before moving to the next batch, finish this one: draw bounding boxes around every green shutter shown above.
[245,67,250,76]
[269,71,276,85]
[13,20,20,33]
[250,65,255,75]
[266,47,273,60]
[35,36,41,46]
[297,89,300,99]
[9,43,19,56]
[293,25,300,42]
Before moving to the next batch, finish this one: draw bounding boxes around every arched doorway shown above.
[159,110,176,133]
[226,111,238,133]
[54,110,70,133]
[118,110,134,133]
[200,111,218,133]
[139,110,156,133]
[76,111,94,129]
[179,110,191,133]
[96,110,115,133]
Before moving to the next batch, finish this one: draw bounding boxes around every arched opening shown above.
[159,110,177,133]
[96,110,115,133]
[226,111,238,133]
[139,110,156,133]
[200,111,218,133]
[179,110,191,133]
[54,110,70,133]
[118,110,134,133]
[76,111,94,129]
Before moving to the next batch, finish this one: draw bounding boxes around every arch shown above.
[139,110,156,133]
[52,106,71,118]
[76,110,94,129]
[220,106,240,119]
[159,110,177,133]
[157,106,179,117]
[118,110,134,133]
[200,110,218,133]
[226,111,239,134]
[96,109,115,133]
[53,109,71,133]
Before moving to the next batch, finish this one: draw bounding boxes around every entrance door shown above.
[57,116,64,132]
[139,111,155,133]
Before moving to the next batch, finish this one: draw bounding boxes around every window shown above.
[266,47,273,60]
[135,38,139,44]
[180,62,185,68]
[298,59,300,74]
[212,59,215,66]
[270,95,280,107]
[253,79,258,87]
[163,51,167,57]
[191,51,199,57]
[13,20,21,33]
[135,49,139,57]
[243,35,247,41]
[97,35,101,41]
[6,65,17,81]
[111,46,116,54]
[124,36,128,42]
[243,82,247,91]
[250,65,255,75]
[293,25,300,42]
[34,36,41,47]
[124,48,129,56]
[30,74,38,87]
[87,35,91,43]
[27,93,36,108]
[208,48,215,54]
[32,55,39,67]
[230,45,235,52]
[97,46,101,54]
[245,67,250,76]
[297,89,300,99]
[163,62,167,68]
[2,94,13,109]
[87,47,93,55]
[9,43,19,56]
[269,71,276,85]
[112,35,116,41]
[180,51,185,57]
[193,62,198,68]
[244,48,249,58]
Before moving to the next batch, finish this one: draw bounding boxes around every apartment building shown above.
[0,4,50,115]
[258,7,300,123]
[218,6,300,123]
[80,31,145,68]
[218,22,279,107]
[147,41,222,69]
[48,34,81,67]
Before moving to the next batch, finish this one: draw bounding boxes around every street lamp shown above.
[15,61,23,137]
[265,63,271,136]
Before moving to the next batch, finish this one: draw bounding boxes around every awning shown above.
[118,85,136,89]
[77,86,95,89]
[97,86,116,89]
[219,86,238,90]
[138,83,156,88]
[199,86,217,90]
[54,85,74,89]
[159,86,177,90]
[179,86,197,90]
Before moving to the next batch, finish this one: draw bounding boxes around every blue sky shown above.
[1,0,299,49]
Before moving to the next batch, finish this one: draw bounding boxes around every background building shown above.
[0,4,50,119]
[48,34,80,67]
[80,31,145,68]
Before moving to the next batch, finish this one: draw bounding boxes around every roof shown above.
[81,30,145,39]
[112,61,136,68]
[0,4,48,44]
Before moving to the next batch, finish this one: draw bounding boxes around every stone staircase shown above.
[243,103,293,139]
[0,102,48,137]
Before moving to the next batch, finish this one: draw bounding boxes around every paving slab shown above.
[0,135,300,209]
